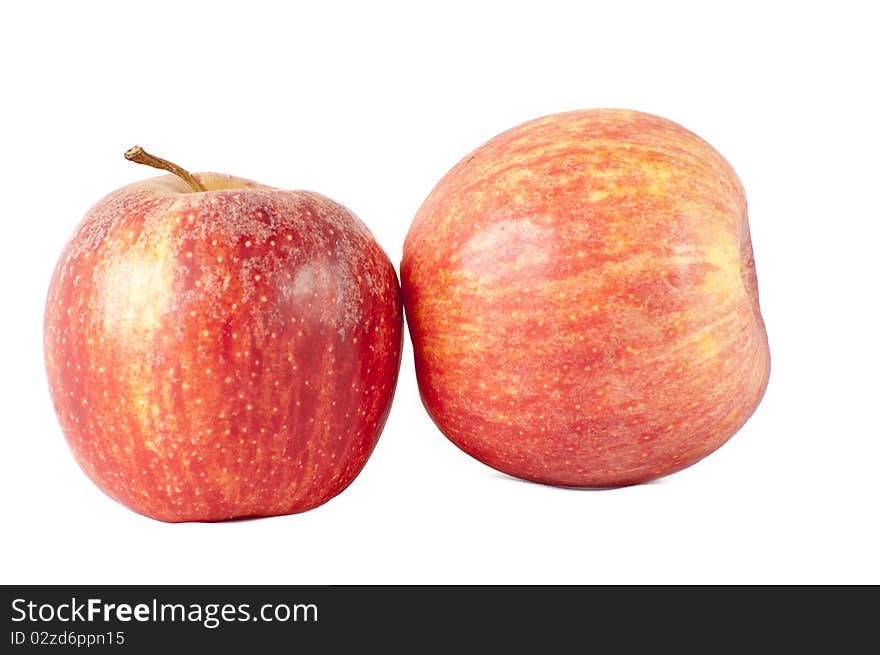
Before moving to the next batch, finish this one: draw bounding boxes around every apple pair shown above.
[44,110,770,522]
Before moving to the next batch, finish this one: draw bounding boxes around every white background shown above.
[2,1,877,584]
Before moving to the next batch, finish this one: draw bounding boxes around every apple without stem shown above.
[402,109,770,487]
[44,148,402,521]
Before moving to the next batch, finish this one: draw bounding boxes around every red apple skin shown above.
[44,173,402,521]
[402,109,770,487]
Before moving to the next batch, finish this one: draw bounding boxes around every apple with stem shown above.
[44,147,402,521]
[402,109,770,487]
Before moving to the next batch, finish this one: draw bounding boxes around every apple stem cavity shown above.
[124,146,207,193]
